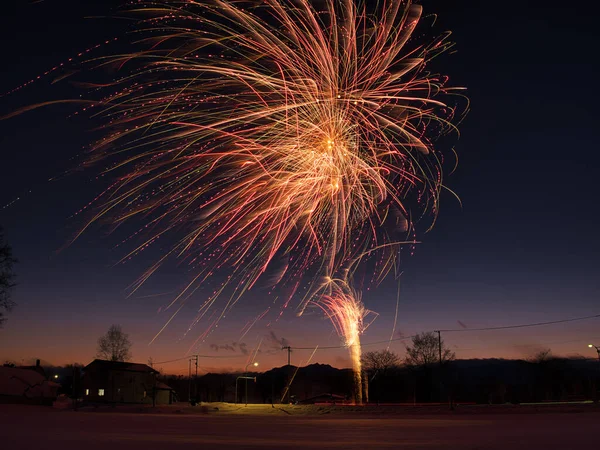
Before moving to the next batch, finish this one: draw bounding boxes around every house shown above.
[0,360,60,405]
[81,359,174,404]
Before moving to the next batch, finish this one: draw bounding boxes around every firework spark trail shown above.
[280,345,319,404]
[85,1,458,291]
[85,0,461,400]
[7,0,464,401]
[315,279,377,403]
[388,279,402,351]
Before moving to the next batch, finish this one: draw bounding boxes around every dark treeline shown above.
[15,356,599,405]
[161,357,600,405]
[161,364,355,404]
[370,357,599,404]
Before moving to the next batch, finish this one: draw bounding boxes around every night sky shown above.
[1,0,599,374]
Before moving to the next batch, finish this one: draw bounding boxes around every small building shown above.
[82,359,173,405]
[0,360,60,405]
[155,381,177,404]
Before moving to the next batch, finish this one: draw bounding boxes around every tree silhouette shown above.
[97,324,132,361]
[0,227,17,327]
[530,348,552,363]
[405,332,455,367]
[362,350,400,374]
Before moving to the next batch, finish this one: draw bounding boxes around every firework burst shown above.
[20,0,464,400]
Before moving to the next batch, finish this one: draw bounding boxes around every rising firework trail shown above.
[316,278,377,403]
[8,0,465,401]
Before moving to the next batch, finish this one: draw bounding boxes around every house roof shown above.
[18,365,46,377]
[0,366,46,396]
[155,382,174,390]
[84,359,158,374]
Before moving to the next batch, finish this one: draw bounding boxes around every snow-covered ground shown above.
[3,403,598,449]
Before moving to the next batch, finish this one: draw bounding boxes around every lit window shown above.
[85,389,89,396]
[98,389,105,396]
[143,391,147,398]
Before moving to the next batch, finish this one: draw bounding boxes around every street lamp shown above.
[235,375,256,405]
[234,361,259,405]
[245,362,259,406]
[589,345,600,403]
[53,375,59,380]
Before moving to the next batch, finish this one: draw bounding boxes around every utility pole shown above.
[435,330,454,410]
[435,330,443,405]
[282,346,292,366]
[195,355,199,404]
[436,330,442,367]
[282,346,292,404]
[188,355,199,404]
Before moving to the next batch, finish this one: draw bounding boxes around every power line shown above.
[362,335,416,347]
[153,356,189,365]
[154,354,248,365]
[155,313,600,360]
[454,336,600,352]
[290,334,416,351]
[438,313,600,333]
[289,314,600,351]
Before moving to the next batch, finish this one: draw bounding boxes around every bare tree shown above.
[361,350,400,373]
[530,348,552,363]
[0,227,17,327]
[97,325,132,362]
[405,332,455,367]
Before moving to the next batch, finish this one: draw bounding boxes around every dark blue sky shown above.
[1,0,599,373]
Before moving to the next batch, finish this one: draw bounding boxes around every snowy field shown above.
[3,403,598,449]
